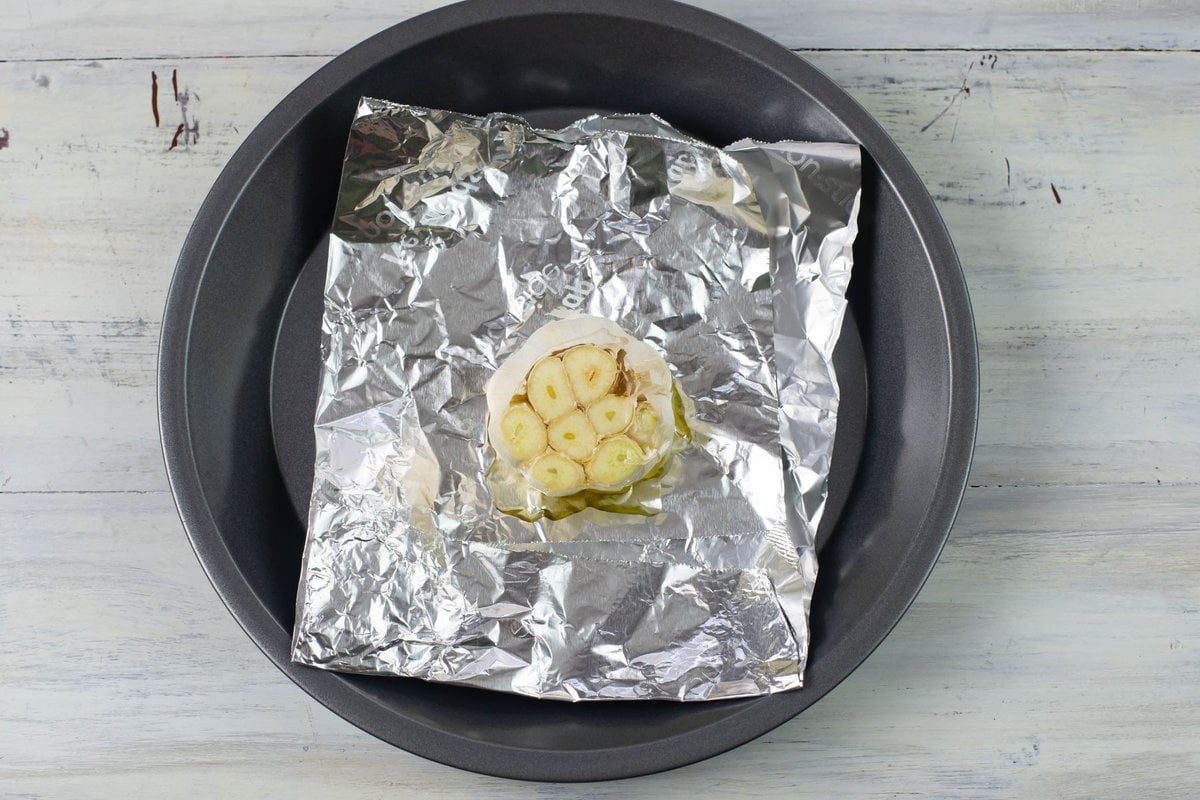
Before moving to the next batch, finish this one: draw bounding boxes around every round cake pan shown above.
[159,0,978,781]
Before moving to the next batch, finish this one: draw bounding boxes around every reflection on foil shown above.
[292,99,861,701]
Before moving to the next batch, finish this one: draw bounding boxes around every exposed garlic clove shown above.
[530,451,586,495]
[587,394,636,437]
[562,345,618,405]
[497,403,548,463]
[586,435,645,487]
[526,356,576,422]
[628,401,662,450]
[547,409,599,462]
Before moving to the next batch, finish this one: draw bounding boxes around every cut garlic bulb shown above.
[486,315,678,497]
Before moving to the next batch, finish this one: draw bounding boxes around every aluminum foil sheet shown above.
[292,99,861,701]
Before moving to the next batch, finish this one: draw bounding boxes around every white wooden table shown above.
[3,2,1198,797]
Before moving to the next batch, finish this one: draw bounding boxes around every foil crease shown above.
[292,99,861,701]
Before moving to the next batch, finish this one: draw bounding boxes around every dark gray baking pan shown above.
[158,0,978,782]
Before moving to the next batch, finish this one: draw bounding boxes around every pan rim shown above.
[158,0,979,782]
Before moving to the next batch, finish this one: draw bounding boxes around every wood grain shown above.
[1,1,1198,797]
[1,0,1198,59]
[2,485,1196,797]
[2,52,1196,492]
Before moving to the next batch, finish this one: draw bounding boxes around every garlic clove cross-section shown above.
[526,356,576,422]
[562,345,619,405]
[529,452,586,494]
[497,403,547,462]
[587,394,636,437]
[547,409,600,462]
[585,435,645,486]
[486,315,678,499]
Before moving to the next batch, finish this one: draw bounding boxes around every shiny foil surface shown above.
[291,99,861,701]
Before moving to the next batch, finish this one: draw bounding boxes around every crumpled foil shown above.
[291,99,861,701]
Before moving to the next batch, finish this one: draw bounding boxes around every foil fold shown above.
[292,99,861,701]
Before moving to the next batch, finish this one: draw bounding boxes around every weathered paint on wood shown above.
[1,2,1198,797]
[3,52,1196,492]
[2,485,1196,797]
[1,0,1198,59]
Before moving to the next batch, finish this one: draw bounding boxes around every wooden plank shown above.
[0,0,1198,61]
[1,484,1196,796]
[2,51,1197,492]
[0,57,307,493]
